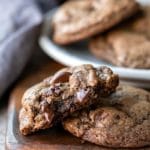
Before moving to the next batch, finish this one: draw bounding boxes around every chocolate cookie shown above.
[63,85,150,148]
[19,65,119,135]
[52,0,139,45]
[130,6,150,37]
[89,7,150,69]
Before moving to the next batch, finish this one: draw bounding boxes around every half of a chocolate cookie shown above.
[52,0,139,45]
[89,7,150,69]
[19,65,119,135]
[63,85,150,148]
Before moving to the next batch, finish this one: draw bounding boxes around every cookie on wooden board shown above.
[63,85,150,148]
[19,65,119,135]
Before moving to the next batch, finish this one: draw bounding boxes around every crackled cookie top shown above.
[19,65,119,135]
[52,0,139,44]
[63,85,150,148]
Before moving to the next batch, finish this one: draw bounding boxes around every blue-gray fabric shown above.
[0,0,59,97]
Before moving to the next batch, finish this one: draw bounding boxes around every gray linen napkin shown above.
[0,0,42,98]
[0,0,65,98]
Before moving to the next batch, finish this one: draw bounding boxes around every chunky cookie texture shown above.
[52,0,139,45]
[89,7,150,69]
[19,65,119,135]
[63,85,150,148]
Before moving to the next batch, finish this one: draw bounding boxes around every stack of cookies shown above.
[19,64,150,148]
[51,0,150,69]
[19,0,150,148]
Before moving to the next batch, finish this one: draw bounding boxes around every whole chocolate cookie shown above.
[89,7,150,69]
[63,85,150,148]
[19,65,119,135]
[52,0,139,45]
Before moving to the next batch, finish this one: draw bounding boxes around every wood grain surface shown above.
[6,50,150,150]
[0,107,7,150]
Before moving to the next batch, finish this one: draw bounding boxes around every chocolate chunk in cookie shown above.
[63,85,150,148]
[19,65,119,135]
[52,0,139,45]
[89,7,150,69]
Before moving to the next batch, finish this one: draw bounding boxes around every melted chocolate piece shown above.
[76,89,90,103]
[50,71,71,84]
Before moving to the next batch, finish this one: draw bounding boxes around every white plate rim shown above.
[39,1,150,85]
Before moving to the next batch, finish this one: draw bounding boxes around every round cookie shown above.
[89,7,150,69]
[63,85,150,148]
[52,0,139,45]
[89,29,150,69]
[19,65,119,135]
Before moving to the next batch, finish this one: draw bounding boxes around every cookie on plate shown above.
[89,7,150,69]
[52,0,139,45]
[63,85,150,148]
[130,6,150,37]
[19,65,119,135]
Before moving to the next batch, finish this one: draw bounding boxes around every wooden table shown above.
[0,48,64,150]
[0,105,7,150]
[1,48,150,150]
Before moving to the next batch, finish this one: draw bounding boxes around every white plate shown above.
[39,0,150,88]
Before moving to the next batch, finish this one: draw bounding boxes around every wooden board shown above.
[6,51,150,150]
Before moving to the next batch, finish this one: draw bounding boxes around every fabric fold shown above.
[0,0,42,97]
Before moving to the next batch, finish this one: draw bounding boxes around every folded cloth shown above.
[0,0,64,98]
[0,0,44,98]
